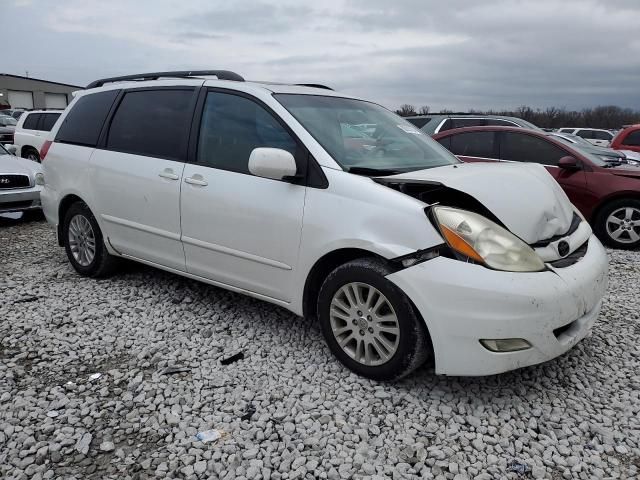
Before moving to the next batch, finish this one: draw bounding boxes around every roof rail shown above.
[86,70,244,89]
[295,83,333,91]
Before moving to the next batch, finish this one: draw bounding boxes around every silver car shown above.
[0,144,42,215]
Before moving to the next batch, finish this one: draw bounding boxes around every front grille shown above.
[531,212,582,248]
[0,200,34,211]
[0,133,14,144]
[0,174,30,189]
[549,241,588,268]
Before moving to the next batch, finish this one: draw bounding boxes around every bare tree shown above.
[418,105,430,115]
[396,104,417,117]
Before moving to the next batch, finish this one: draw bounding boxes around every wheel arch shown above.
[57,193,88,246]
[590,191,640,223]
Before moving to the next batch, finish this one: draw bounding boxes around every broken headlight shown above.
[432,206,545,272]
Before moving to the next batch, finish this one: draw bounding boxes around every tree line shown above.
[394,104,640,129]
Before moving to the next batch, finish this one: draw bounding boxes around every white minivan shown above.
[40,70,608,380]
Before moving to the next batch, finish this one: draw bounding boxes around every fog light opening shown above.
[480,338,531,352]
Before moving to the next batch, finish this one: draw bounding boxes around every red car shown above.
[610,124,640,154]
[432,126,640,249]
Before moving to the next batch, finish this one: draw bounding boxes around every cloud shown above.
[2,0,639,111]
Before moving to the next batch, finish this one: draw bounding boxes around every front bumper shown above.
[386,235,608,376]
[0,187,41,214]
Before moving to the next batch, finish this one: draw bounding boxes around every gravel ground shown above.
[1,216,639,480]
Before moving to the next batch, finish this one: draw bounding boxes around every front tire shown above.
[594,198,640,250]
[22,148,40,163]
[63,202,118,277]
[317,258,431,381]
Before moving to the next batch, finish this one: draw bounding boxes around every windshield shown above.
[275,94,459,174]
[0,116,17,126]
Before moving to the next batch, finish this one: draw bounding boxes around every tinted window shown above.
[487,119,516,127]
[107,89,194,160]
[197,92,297,174]
[622,130,640,147]
[501,133,567,165]
[438,119,453,132]
[23,113,41,130]
[451,118,487,129]
[56,90,119,147]
[436,136,451,150]
[576,130,594,139]
[448,131,497,158]
[406,117,432,128]
[558,128,574,134]
[39,113,61,132]
[593,130,612,140]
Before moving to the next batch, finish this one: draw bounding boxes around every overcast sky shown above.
[4,0,640,111]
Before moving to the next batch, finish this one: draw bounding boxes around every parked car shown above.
[0,143,43,215]
[556,128,613,147]
[549,132,639,165]
[0,115,17,145]
[433,126,640,249]
[610,124,640,155]
[14,110,62,162]
[1,109,27,120]
[40,70,607,380]
[406,113,542,135]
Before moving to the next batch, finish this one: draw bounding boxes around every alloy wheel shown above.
[606,207,640,244]
[68,214,96,266]
[329,282,400,366]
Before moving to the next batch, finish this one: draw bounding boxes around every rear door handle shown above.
[184,175,208,186]
[159,168,180,180]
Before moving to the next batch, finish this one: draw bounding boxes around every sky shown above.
[4,0,640,111]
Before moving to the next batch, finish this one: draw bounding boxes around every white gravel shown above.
[1,216,639,479]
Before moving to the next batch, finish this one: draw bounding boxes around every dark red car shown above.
[432,126,640,249]
[611,124,640,154]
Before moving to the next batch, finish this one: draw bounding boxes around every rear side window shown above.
[39,113,61,132]
[593,130,612,140]
[196,91,297,174]
[56,90,119,147]
[622,130,640,147]
[23,113,40,130]
[107,89,194,160]
[406,117,432,128]
[451,118,487,129]
[449,131,497,158]
[501,132,567,165]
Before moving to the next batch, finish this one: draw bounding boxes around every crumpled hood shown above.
[386,162,574,243]
[0,153,41,176]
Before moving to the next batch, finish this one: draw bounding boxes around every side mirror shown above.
[558,156,579,169]
[7,145,17,155]
[248,147,297,181]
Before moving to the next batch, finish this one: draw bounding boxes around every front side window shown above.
[622,130,640,147]
[576,130,594,139]
[448,131,497,158]
[196,92,297,174]
[451,118,487,129]
[487,119,516,127]
[500,133,568,165]
[107,89,194,160]
[22,113,40,130]
[275,94,459,174]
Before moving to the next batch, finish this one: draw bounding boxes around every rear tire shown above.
[22,147,40,163]
[594,198,640,250]
[317,258,431,381]
[62,202,118,277]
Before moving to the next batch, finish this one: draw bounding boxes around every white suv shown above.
[556,128,614,147]
[40,70,608,380]
[14,110,63,162]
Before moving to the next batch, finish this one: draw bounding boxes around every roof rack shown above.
[295,83,333,91]
[86,70,244,89]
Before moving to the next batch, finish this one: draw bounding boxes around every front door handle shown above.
[159,168,180,180]
[184,174,208,186]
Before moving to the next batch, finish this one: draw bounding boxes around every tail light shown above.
[40,140,52,161]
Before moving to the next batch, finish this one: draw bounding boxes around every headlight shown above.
[432,206,545,272]
[34,173,45,186]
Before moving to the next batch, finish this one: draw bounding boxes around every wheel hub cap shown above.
[329,282,400,367]
[68,214,96,266]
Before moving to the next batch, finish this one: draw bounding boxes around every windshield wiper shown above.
[347,167,404,176]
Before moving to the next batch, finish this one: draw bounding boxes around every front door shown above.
[180,90,306,302]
